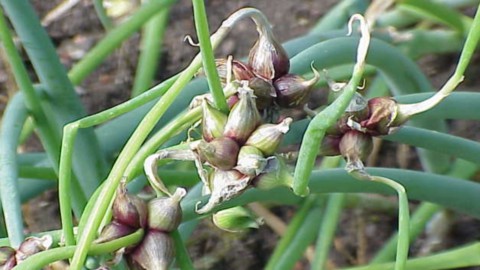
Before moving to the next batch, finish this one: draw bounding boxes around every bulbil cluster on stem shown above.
[321,89,415,172]
[202,16,320,112]
[96,182,185,270]
[194,86,293,215]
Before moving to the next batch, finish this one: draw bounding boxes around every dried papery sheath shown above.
[235,145,266,176]
[197,136,240,170]
[361,97,399,135]
[95,221,135,244]
[213,206,261,232]
[148,188,186,232]
[248,21,289,80]
[202,98,228,142]
[273,65,320,108]
[113,181,148,229]
[129,230,174,270]
[196,169,251,214]
[339,130,373,173]
[223,87,261,144]
[16,235,52,263]
[248,76,276,110]
[0,246,16,270]
[214,58,254,83]
[252,156,293,190]
[345,92,368,118]
[245,117,292,155]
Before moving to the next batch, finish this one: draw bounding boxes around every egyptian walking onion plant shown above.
[1,0,480,269]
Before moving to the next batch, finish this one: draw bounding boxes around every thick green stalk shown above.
[68,0,176,85]
[192,0,228,112]
[0,10,60,175]
[312,193,345,270]
[311,156,343,270]
[59,125,79,246]
[343,243,480,270]
[171,230,195,270]
[385,126,480,164]
[14,229,144,270]
[182,168,480,221]
[293,16,371,196]
[0,93,27,248]
[369,176,409,270]
[273,201,325,270]
[19,166,57,181]
[265,197,318,269]
[131,2,172,97]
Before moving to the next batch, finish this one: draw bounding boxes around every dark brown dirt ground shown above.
[1,0,480,269]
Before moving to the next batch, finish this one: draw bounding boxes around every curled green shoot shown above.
[293,14,371,196]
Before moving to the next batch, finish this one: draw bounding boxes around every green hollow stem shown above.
[273,201,325,270]
[19,166,57,181]
[312,193,345,270]
[192,0,228,113]
[369,175,409,270]
[171,230,195,270]
[342,242,480,270]
[131,2,172,97]
[182,168,480,221]
[69,9,265,268]
[58,74,176,246]
[14,229,144,270]
[293,15,371,196]
[59,124,79,246]
[265,196,318,270]
[0,93,27,248]
[311,156,343,270]
[93,0,114,31]
[0,10,60,175]
[385,126,480,164]
[371,160,477,263]
[68,0,176,85]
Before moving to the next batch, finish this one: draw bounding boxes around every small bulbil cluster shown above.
[210,20,320,111]
[96,182,185,270]
[0,235,52,269]
[321,92,406,171]
[194,86,293,214]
